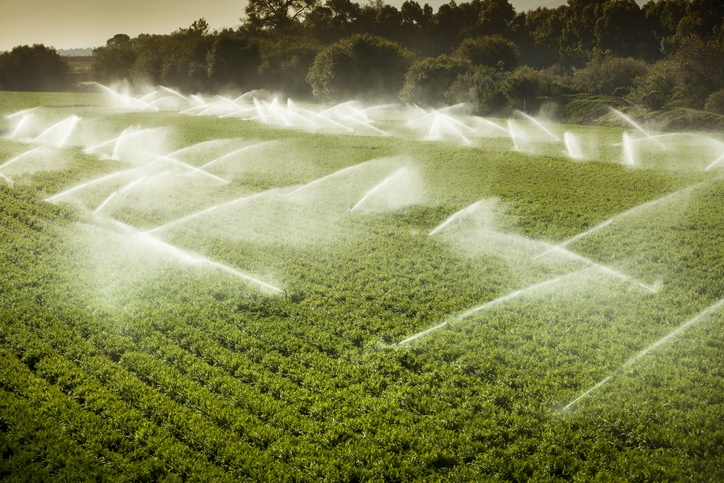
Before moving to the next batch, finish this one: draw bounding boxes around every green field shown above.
[1,90,723,481]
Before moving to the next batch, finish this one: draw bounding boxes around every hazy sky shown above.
[1,0,568,52]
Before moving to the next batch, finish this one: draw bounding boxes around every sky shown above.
[0,0,569,52]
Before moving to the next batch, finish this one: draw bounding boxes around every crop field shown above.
[1,89,723,481]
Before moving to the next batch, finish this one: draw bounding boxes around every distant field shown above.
[1,90,723,481]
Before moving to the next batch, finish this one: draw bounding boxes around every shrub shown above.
[258,37,322,98]
[573,57,648,96]
[453,35,519,71]
[398,54,471,106]
[500,66,551,112]
[0,44,69,91]
[628,60,680,110]
[704,89,724,115]
[92,34,136,83]
[446,65,508,115]
[306,34,414,101]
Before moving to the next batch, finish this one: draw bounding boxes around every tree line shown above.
[1,0,723,117]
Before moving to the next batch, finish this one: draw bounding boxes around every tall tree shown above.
[92,34,136,83]
[0,44,69,91]
[245,0,320,33]
[305,0,363,42]
[594,0,654,59]
[206,31,263,92]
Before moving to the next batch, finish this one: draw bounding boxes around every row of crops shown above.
[1,91,723,480]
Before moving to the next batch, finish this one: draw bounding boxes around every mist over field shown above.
[0,85,723,480]
[1,0,724,480]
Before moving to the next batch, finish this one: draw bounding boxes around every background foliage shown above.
[1,0,722,125]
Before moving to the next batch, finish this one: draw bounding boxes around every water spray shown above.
[514,110,561,142]
[561,297,724,413]
[609,107,666,149]
[397,270,585,346]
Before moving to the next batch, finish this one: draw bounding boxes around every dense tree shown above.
[445,65,509,114]
[206,31,263,92]
[518,7,567,67]
[573,56,648,96]
[245,0,320,33]
[642,0,689,54]
[453,35,519,71]
[305,0,363,42]
[477,0,517,38]
[399,54,471,105]
[399,1,436,54]
[128,20,215,92]
[670,35,724,108]
[92,34,136,83]
[595,0,656,58]
[0,44,69,91]
[258,37,323,97]
[306,34,414,100]
[628,60,678,110]
[24,0,719,115]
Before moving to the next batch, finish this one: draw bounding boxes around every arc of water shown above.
[473,116,510,135]
[159,85,188,101]
[335,114,388,135]
[92,191,117,216]
[428,200,486,236]
[44,169,139,202]
[58,116,81,148]
[218,107,258,119]
[145,188,275,235]
[507,119,520,151]
[45,182,89,202]
[704,153,724,171]
[621,132,637,166]
[111,126,140,160]
[534,183,704,261]
[534,220,614,260]
[438,103,470,114]
[608,107,666,149]
[561,297,724,413]
[201,259,284,294]
[0,147,43,170]
[91,174,148,216]
[85,136,121,155]
[8,113,34,139]
[427,114,473,145]
[190,94,207,106]
[95,83,159,111]
[6,107,38,119]
[397,270,584,346]
[0,172,14,186]
[303,109,356,133]
[350,167,407,212]
[286,99,326,131]
[124,224,284,294]
[515,110,561,142]
[145,204,220,235]
[194,142,270,172]
[546,246,658,293]
[289,100,386,134]
[563,131,585,160]
[150,154,230,185]
[252,98,273,124]
[288,160,375,196]
[33,115,81,147]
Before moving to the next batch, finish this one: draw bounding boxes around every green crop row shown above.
[1,93,723,480]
